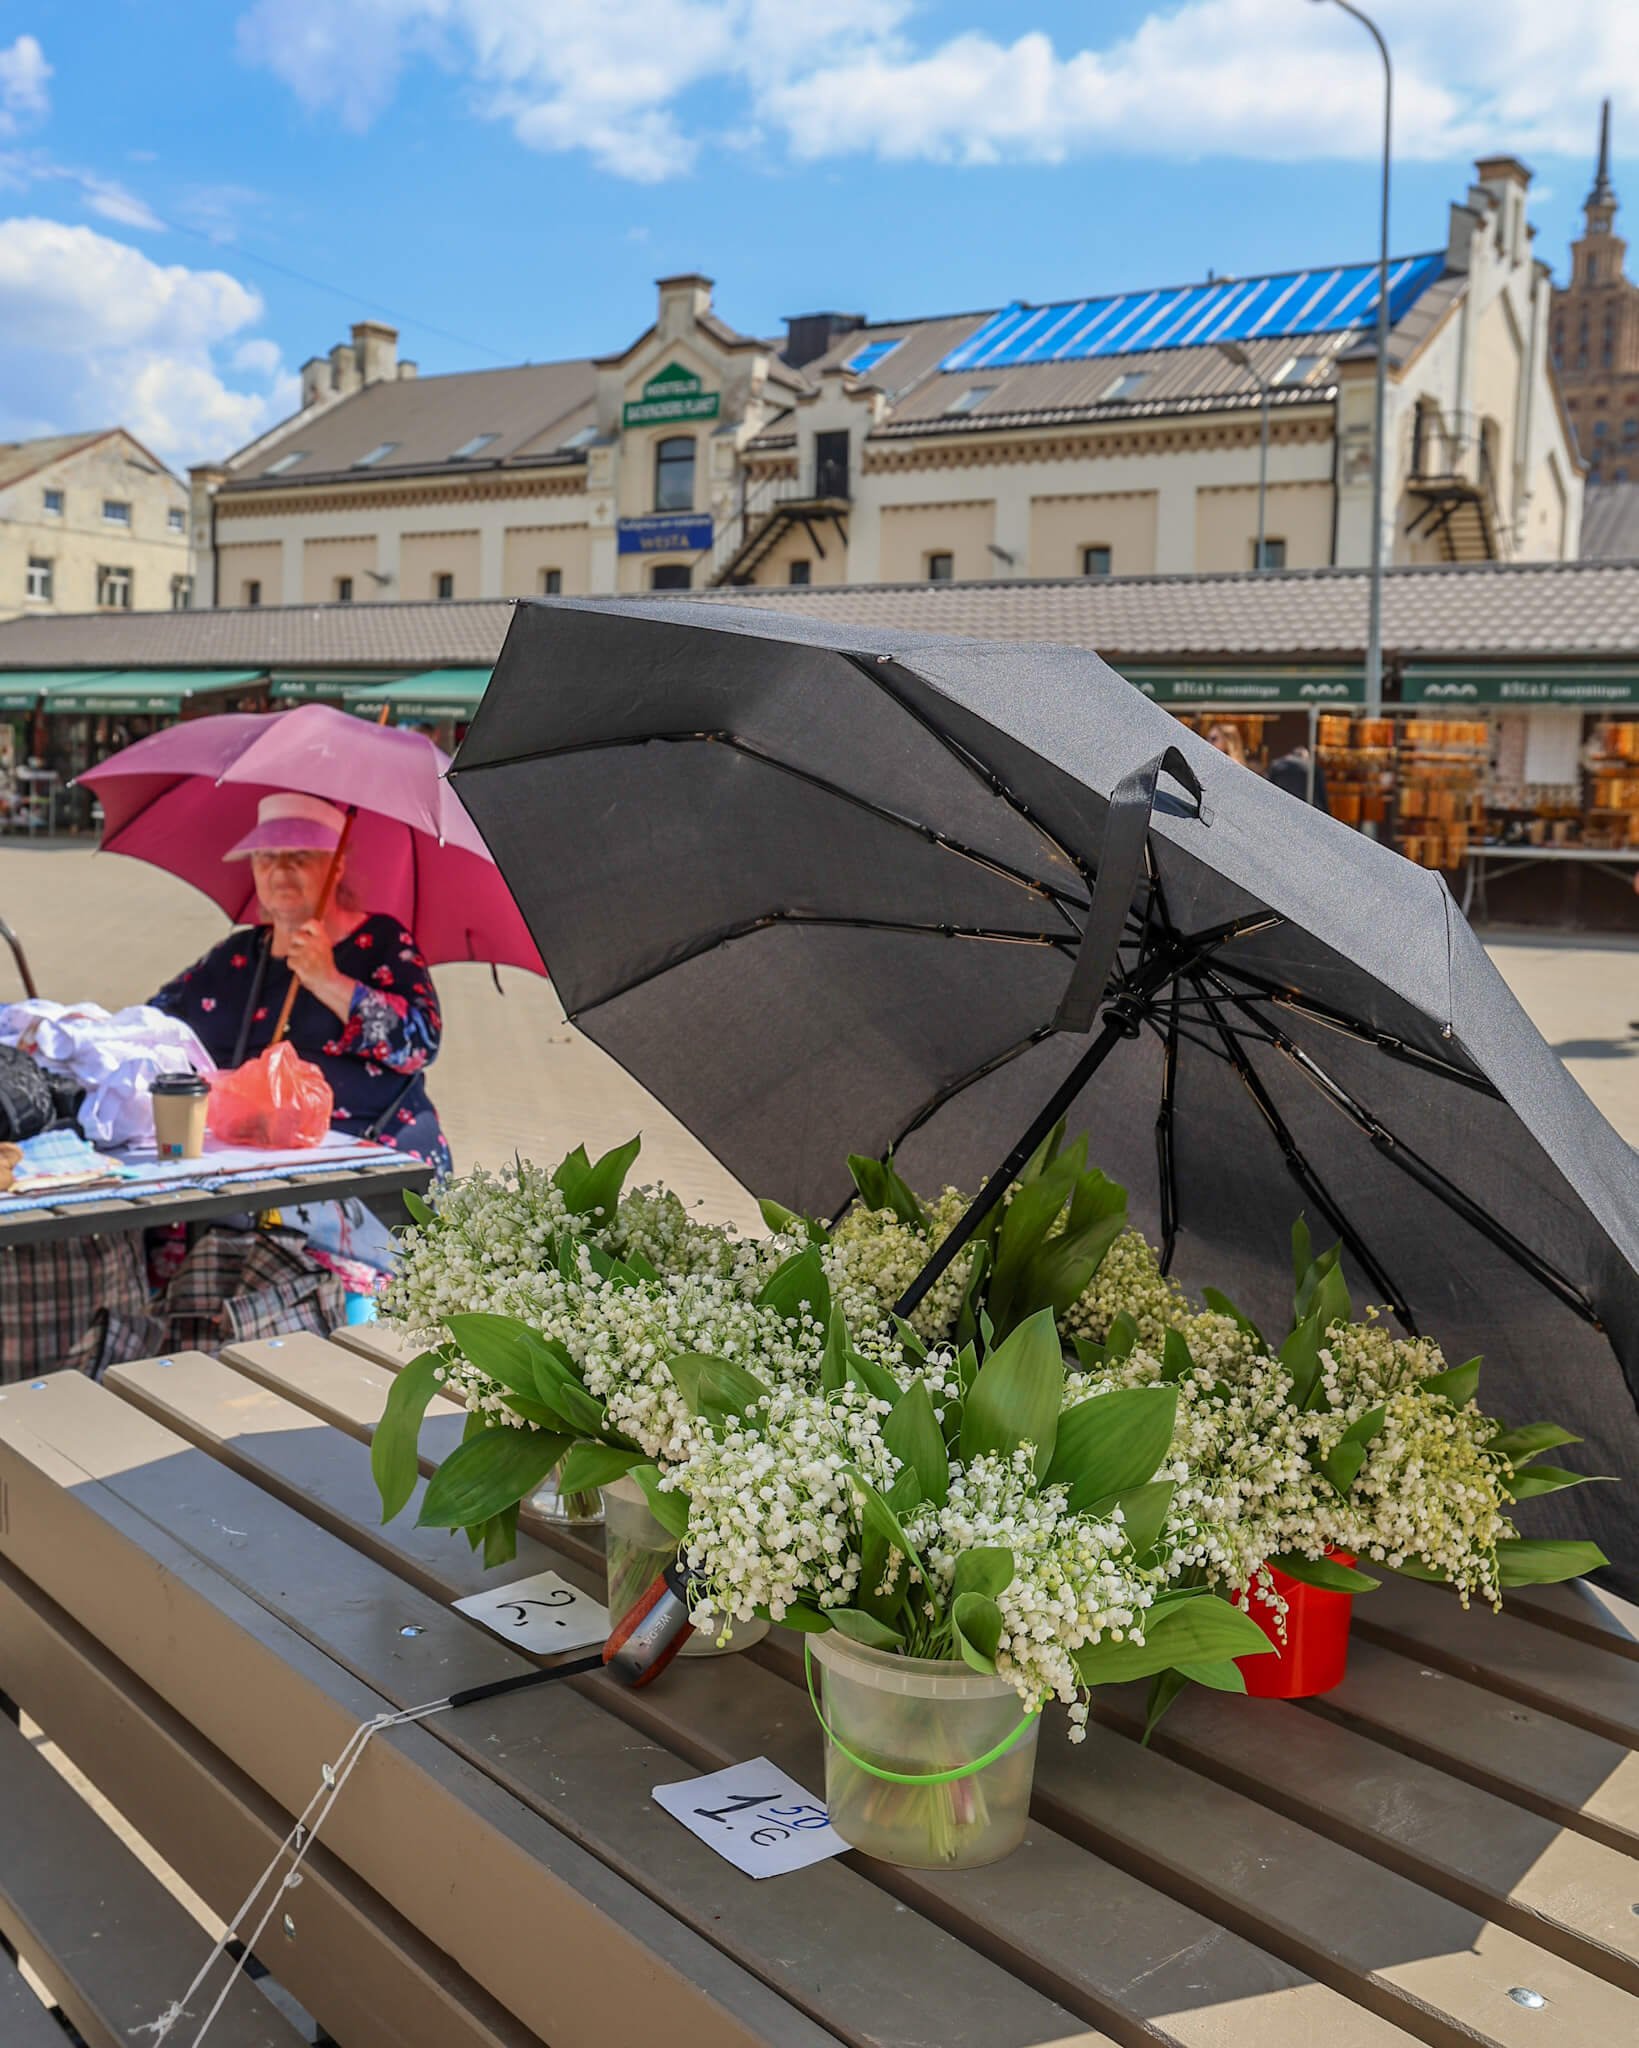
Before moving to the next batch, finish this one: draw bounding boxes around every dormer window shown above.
[846,338,901,375]
[1100,372,1149,401]
[560,425,598,450]
[944,386,996,415]
[353,442,399,468]
[1272,355,1323,386]
[449,433,498,460]
[266,451,307,475]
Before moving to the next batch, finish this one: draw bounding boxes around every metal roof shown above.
[1582,483,1639,562]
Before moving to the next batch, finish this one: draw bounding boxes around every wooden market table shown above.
[1,1333,1636,2048]
[1459,843,1639,921]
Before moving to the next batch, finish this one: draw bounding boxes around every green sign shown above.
[622,362,720,428]
[1403,667,1639,707]
[1128,671,1364,706]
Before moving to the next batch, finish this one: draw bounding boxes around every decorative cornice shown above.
[861,416,1330,474]
[216,471,587,519]
[743,458,799,482]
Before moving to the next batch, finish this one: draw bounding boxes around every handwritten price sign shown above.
[653,1757,846,1878]
[453,1570,610,1655]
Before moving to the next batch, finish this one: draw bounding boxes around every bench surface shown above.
[0,1337,1635,2048]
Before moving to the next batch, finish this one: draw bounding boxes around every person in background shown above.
[1203,722,1249,767]
[149,792,451,1173]
[1266,743,1330,810]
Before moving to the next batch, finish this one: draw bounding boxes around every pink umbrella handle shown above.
[270,807,357,1046]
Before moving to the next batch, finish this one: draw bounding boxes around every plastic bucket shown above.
[1234,1554,1356,1698]
[601,1476,766,1658]
[807,1631,1040,1869]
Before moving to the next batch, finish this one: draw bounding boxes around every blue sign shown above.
[617,512,714,555]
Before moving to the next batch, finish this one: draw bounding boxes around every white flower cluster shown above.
[823,1186,974,1343]
[1061,1227,1189,1351]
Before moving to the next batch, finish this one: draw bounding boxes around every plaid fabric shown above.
[1,1232,151,1382]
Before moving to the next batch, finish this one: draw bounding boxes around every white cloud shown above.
[0,218,294,468]
[236,0,1639,178]
[0,34,50,136]
[77,173,165,231]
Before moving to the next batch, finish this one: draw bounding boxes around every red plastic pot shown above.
[1233,1553,1356,1699]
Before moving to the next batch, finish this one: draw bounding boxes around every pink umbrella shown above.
[80,703,544,975]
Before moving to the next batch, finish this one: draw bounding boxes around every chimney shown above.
[299,355,332,409]
[352,320,399,386]
[330,342,362,397]
[1474,156,1532,265]
[398,360,418,380]
[783,311,865,369]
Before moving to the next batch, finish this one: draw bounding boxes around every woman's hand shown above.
[285,919,357,1023]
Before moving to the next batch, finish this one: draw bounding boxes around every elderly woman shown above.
[150,793,451,1174]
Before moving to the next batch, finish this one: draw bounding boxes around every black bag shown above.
[0,1043,55,1142]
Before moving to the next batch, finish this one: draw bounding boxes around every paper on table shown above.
[652,1758,846,1878]
[113,1130,391,1178]
[453,1571,611,1655]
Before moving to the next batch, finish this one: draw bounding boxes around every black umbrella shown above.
[452,597,1639,1575]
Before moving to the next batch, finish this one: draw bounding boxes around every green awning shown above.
[1125,669,1364,707]
[0,671,119,711]
[1401,665,1639,707]
[342,668,493,720]
[270,672,404,702]
[43,669,264,714]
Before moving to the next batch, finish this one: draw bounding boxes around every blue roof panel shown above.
[939,253,1447,372]
[846,338,902,374]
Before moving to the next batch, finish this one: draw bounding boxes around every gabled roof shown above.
[0,428,181,494]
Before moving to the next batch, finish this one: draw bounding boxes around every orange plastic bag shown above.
[206,1043,334,1150]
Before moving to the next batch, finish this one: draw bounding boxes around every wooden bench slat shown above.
[0,1557,538,2048]
[0,1710,304,2048]
[1356,1580,1639,1748]
[0,1949,75,2048]
[159,1347,1422,2048]
[0,1390,835,2048]
[327,1320,419,1368]
[16,1369,1076,2048]
[1504,1581,1639,1663]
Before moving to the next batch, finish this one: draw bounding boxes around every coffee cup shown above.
[151,1071,210,1159]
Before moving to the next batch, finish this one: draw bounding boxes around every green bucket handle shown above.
[803,1639,1039,1788]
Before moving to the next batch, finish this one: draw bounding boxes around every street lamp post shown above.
[1310,0,1393,721]
[1217,341,1272,569]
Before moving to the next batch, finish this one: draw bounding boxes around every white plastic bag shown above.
[0,999,216,1148]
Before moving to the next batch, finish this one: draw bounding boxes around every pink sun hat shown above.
[224,791,348,861]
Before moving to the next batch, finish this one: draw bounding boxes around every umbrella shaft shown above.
[893,1011,1131,1320]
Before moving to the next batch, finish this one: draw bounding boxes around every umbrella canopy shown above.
[80,702,543,975]
[453,598,1639,1573]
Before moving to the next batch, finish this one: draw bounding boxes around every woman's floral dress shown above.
[151,915,452,1175]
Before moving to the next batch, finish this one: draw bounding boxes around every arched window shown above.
[654,436,695,513]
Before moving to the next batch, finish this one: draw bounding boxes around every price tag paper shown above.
[453,1570,610,1654]
[652,1757,846,1878]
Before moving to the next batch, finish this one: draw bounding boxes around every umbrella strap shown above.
[229,931,272,1069]
[1052,745,1208,1036]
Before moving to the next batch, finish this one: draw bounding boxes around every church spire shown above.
[1587,98,1616,213]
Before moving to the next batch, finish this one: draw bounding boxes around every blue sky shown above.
[1,1,1633,467]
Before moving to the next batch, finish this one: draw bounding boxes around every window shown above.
[265,451,308,475]
[1626,420,1639,441]
[353,442,399,468]
[98,565,133,609]
[41,488,62,516]
[243,579,262,607]
[649,562,692,591]
[449,433,499,460]
[927,552,954,581]
[1272,354,1323,386]
[814,429,850,500]
[560,425,598,450]
[1100,372,1149,401]
[845,338,901,375]
[1081,545,1112,578]
[541,569,562,595]
[1253,537,1287,569]
[103,498,131,526]
[168,507,186,534]
[335,576,354,603]
[170,574,193,611]
[653,435,695,513]
[944,386,995,415]
[434,572,455,600]
[788,560,812,586]
[25,557,52,602]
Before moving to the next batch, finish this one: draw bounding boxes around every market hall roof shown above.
[5,560,1639,674]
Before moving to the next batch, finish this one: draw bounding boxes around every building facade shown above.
[1552,102,1639,489]
[0,430,192,623]
[191,159,1581,609]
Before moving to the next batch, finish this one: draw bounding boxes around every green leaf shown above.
[483,1502,520,1570]
[1318,1404,1385,1498]
[1390,1558,1449,1582]
[1202,1288,1268,1350]
[847,1468,926,1584]
[774,1600,835,1633]
[1278,1312,1326,1411]
[883,1380,951,1506]
[1489,1422,1581,1465]
[1023,1210,1128,1323]
[1268,1552,1379,1594]
[502,1393,573,1430]
[1142,1667,1190,1743]
[1160,1329,1195,1385]
[952,1592,1003,1673]
[1176,1657,1248,1693]
[759,1196,828,1245]
[1106,1312,1139,1361]
[557,1443,643,1494]
[827,1608,905,1651]
[630,1463,688,1541]
[371,1350,446,1523]
[1017,1118,1066,1185]
[846,1152,927,1230]
[959,1308,1065,1478]
[1496,1537,1609,1587]
[1420,1356,1481,1407]
[821,1307,849,1394]
[951,1546,1015,1604]
[1071,1335,1108,1375]
[1291,1216,1314,1295]
[1046,1386,1178,1513]
[845,1346,903,1407]
[446,1313,553,1404]
[988,1151,1080,1331]
[666,1352,770,1427]
[417,1427,571,1530]
[953,1239,991,1351]
[402,1187,435,1228]
[1085,1480,1176,1560]
[1504,1465,1608,1502]
[551,1143,591,1195]
[1074,1593,1275,1687]
[563,1135,642,1220]
[756,1245,830,1329]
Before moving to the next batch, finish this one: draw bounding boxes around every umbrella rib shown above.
[568,914,1071,1022]
[1200,975,1602,1330]
[1189,974,1419,1331]
[1155,987,1182,1272]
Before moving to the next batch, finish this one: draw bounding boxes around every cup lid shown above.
[151,1070,210,1095]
